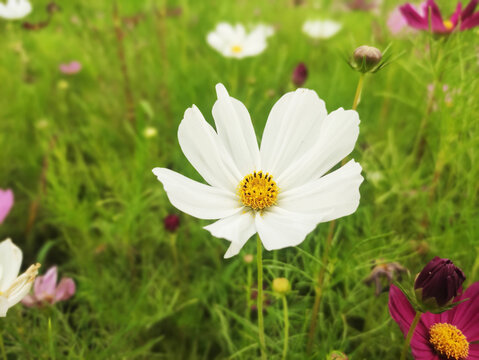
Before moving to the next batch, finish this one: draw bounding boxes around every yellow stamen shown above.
[429,323,469,360]
[231,45,243,54]
[443,20,454,30]
[238,171,278,211]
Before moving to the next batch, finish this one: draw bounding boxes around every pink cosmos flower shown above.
[22,266,75,307]
[389,283,479,359]
[59,61,82,75]
[388,2,426,35]
[400,0,479,33]
[0,189,14,224]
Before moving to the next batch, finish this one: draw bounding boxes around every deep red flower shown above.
[389,283,479,359]
[414,256,465,307]
[292,63,308,88]
[164,214,180,232]
[400,0,479,33]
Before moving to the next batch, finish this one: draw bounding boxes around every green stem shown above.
[256,235,267,360]
[400,312,422,360]
[307,74,366,353]
[48,316,56,360]
[0,331,6,360]
[352,73,365,111]
[281,296,289,360]
[246,262,253,319]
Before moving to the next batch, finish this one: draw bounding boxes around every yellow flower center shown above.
[429,323,469,360]
[231,45,243,54]
[238,171,278,211]
[443,20,454,30]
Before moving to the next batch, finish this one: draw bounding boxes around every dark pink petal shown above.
[410,326,437,359]
[469,343,479,358]
[461,11,479,29]
[450,3,463,26]
[34,266,58,296]
[21,294,38,307]
[389,285,416,335]
[0,189,14,224]
[424,0,448,32]
[400,4,429,30]
[389,286,434,358]
[452,282,479,341]
[461,0,479,20]
[53,277,75,303]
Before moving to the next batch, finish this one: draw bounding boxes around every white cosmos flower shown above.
[0,0,32,20]
[152,84,363,258]
[207,22,274,59]
[302,20,342,39]
[0,239,40,317]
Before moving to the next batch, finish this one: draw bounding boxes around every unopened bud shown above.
[414,257,465,309]
[292,62,308,87]
[164,214,180,232]
[272,278,290,295]
[353,45,382,73]
[243,254,254,264]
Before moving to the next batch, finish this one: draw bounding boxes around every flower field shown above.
[1,0,479,359]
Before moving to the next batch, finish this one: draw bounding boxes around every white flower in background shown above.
[0,239,40,317]
[0,0,32,20]
[207,22,275,59]
[302,20,342,39]
[153,84,363,258]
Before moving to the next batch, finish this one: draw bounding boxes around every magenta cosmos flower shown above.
[389,283,479,359]
[400,0,479,33]
[22,266,75,307]
[0,189,14,224]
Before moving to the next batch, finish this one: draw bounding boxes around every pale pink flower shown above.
[0,189,14,224]
[387,2,426,35]
[22,266,75,307]
[59,61,82,75]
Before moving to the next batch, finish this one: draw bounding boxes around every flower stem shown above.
[246,262,253,319]
[307,73,366,353]
[0,331,6,360]
[352,73,365,111]
[48,316,56,360]
[400,311,422,360]
[256,235,267,360]
[281,296,289,360]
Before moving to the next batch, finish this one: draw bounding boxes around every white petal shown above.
[152,168,242,220]
[0,239,22,292]
[204,211,256,258]
[279,160,363,222]
[255,207,322,251]
[260,89,328,181]
[3,263,39,316]
[212,84,260,175]
[0,297,8,317]
[277,108,359,189]
[178,105,241,191]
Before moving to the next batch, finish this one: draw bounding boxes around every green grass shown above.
[1,0,479,358]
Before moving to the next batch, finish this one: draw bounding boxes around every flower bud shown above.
[291,62,308,87]
[243,254,254,264]
[352,45,382,73]
[327,351,348,360]
[272,278,290,295]
[414,257,465,308]
[164,214,180,232]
